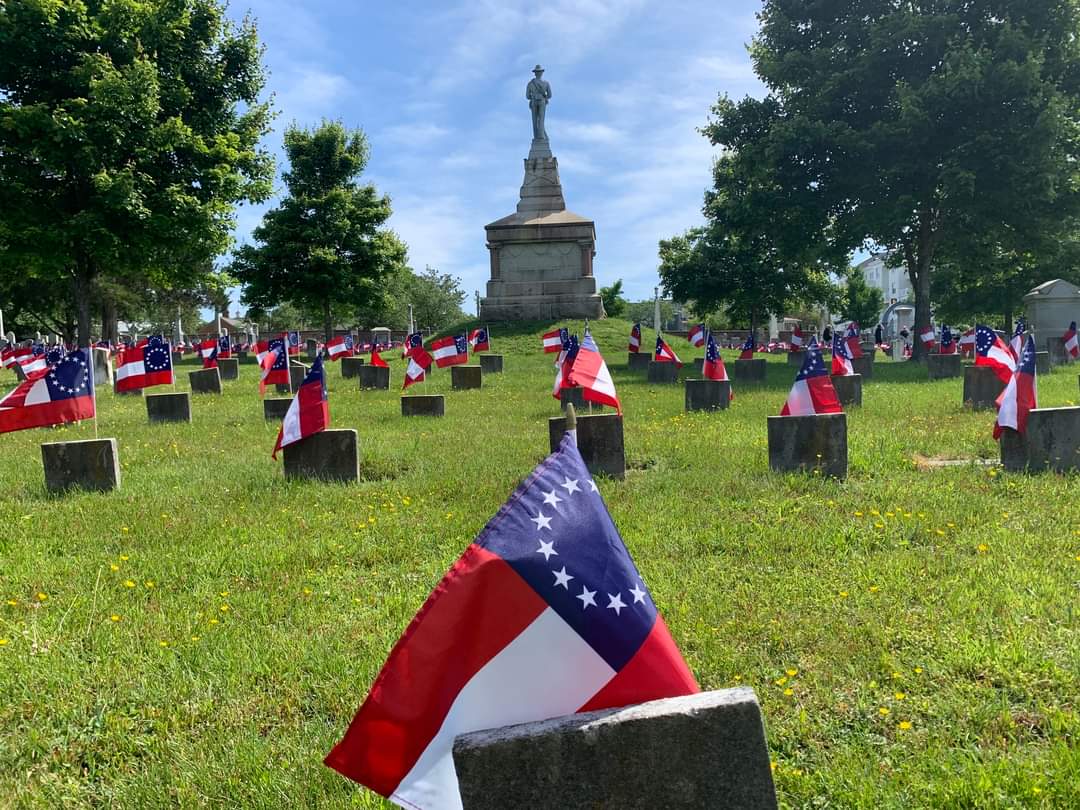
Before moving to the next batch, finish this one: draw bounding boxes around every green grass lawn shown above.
[1,318,1078,808]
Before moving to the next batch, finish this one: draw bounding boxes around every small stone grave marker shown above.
[146,392,191,423]
[41,438,120,493]
[452,366,482,390]
[767,412,847,478]
[282,429,358,483]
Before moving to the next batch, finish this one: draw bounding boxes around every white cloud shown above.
[274,67,351,124]
[377,122,453,150]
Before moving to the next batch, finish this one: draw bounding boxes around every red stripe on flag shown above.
[324,544,547,796]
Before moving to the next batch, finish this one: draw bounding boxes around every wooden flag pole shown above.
[90,350,100,440]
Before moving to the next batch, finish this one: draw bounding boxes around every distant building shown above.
[853,252,915,339]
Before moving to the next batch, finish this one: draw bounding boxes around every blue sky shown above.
[226,0,766,314]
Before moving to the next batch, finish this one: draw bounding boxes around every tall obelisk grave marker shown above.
[480,66,606,321]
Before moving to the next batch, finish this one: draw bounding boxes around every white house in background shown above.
[853,252,915,338]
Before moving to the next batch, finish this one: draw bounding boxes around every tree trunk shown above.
[905,209,938,362]
[74,258,94,348]
[101,299,118,344]
[1003,309,1013,335]
[323,300,333,343]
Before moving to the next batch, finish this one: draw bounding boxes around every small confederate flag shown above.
[781,343,842,416]
[288,331,301,356]
[975,325,1017,385]
[1009,319,1026,360]
[403,347,432,390]
[403,332,423,359]
[1063,321,1078,359]
[994,335,1037,440]
[542,328,566,353]
[370,347,389,368]
[273,355,328,459]
[115,336,174,392]
[200,338,219,369]
[565,330,620,412]
[702,333,733,401]
[325,336,350,361]
[844,323,864,359]
[324,432,697,808]
[831,330,855,376]
[939,326,956,355]
[919,326,936,353]
[0,350,96,434]
[552,334,578,399]
[218,335,232,359]
[431,334,468,368]
[654,335,682,367]
[738,334,754,360]
[469,328,490,353]
[628,323,641,353]
[959,327,977,356]
[790,325,804,350]
[257,337,289,396]
[687,324,705,348]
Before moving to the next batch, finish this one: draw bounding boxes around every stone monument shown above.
[480,66,605,321]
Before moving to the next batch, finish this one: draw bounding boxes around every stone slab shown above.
[830,374,862,407]
[188,368,222,394]
[453,688,777,810]
[1046,337,1070,366]
[559,386,603,413]
[627,352,651,371]
[733,358,766,382]
[767,413,847,479]
[341,356,365,378]
[358,365,391,390]
[787,351,804,366]
[41,438,120,493]
[685,379,731,412]
[171,351,184,366]
[692,357,705,374]
[547,413,625,479]
[647,361,680,384]
[263,398,292,420]
[276,363,308,394]
[237,350,249,363]
[963,366,1006,410]
[850,355,874,379]
[91,347,113,387]
[452,365,483,391]
[145,392,191,423]
[479,354,504,374]
[217,357,239,381]
[401,395,445,417]
[282,429,358,483]
[927,354,962,380]
[1035,351,1051,376]
[999,406,1080,472]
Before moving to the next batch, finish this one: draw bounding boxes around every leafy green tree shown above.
[599,279,627,318]
[0,0,275,345]
[624,299,675,330]
[232,121,408,340]
[408,266,467,330]
[840,272,885,329]
[706,0,1080,358]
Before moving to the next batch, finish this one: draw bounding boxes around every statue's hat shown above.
[532,64,544,73]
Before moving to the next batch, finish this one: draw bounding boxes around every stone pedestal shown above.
[113,385,143,397]
[480,138,604,321]
[305,339,319,361]
[767,413,847,479]
[402,395,445,417]
[892,340,906,361]
[1047,337,1070,366]
[341,356,365,378]
[263,398,292,420]
[734,358,766,382]
[963,366,1006,410]
[452,365,483,390]
[217,357,239,381]
[479,354,504,374]
[237,350,249,363]
[171,351,184,366]
[851,355,874,379]
[627,352,650,371]
[787,351,804,366]
[453,688,777,810]
[358,365,390,390]
[146,392,191,423]
[547,413,625,479]
[647,361,679,384]
[999,407,1080,472]
[91,347,113,387]
[188,368,222,394]
[276,363,308,394]
[41,438,120,493]
[1035,351,1051,375]
[685,379,730,412]
[282,429,358,483]
[559,386,602,413]
[830,374,862,407]
[927,354,962,380]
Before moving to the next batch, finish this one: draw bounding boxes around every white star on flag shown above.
[552,567,573,589]
[576,586,596,609]
[542,490,563,509]
[560,477,581,495]
[607,592,627,615]
[530,512,552,531]
[536,539,557,560]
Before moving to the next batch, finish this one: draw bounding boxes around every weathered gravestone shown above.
[691,357,705,374]
[733,358,766,382]
[963,366,1006,410]
[217,357,239,381]
[479,354,504,374]
[452,366,483,390]
[282,429,359,483]
[767,412,847,479]
[685,379,731,412]
[358,365,391,390]
[263,398,292,420]
[547,412,624,479]
[647,362,679,384]
[787,351,804,366]
[1035,351,1052,376]
[627,352,651,371]
[999,407,1080,472]
[559,386,602,413]
[927,354,962,380]
[830,374,862,407]
[341,356,365,378]
[402,395,445,417]
[850,354,874,379]
[276,362,308,394]
[171,351,184,366]
[189,367,222,394]
[41,438,120,493]
[145,392,191,423]
[306,339,319,361]
[91,347,113,387]
[452,688,778,810]
[1046,337,1070,366]
[237,350,249,363]
[892,340,905,361]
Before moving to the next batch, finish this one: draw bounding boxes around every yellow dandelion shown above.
[121,526,129,533]
[110,615,121,622]
[144,581,155,588]
[892,672,901,679]
[868,585,880,593]
[220,590,229,597]
[36,592,47,601]
[935,529,945,536]
[878,707,890,716]
[159,641,169,648]
[914,667,923,674]
[110,564,119,572]
[838,590,849,598]
[770,761,777,772]
[977,544,989,554]
[898,721,912,730]
[870,509,880,516]
[894,692,906,700]
[6,599,16,606]
[119,555,129,561]
[209,618,219,625]
[303,587,313,595]
[124,580,135,588]
[874,522,884,529]
[869,680,878,688]
[786,668,798,677]
[775,677,788,686]
[219,605,229,613]
[783,688,794,696]
[0,638,9,646]
[853,511,863,517]
[191,636,201,642]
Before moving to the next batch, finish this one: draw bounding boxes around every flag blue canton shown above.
[145,337,172,372]
[477,433,657,670]
[288,331,300,347]
[741,334,754,351]
[654,335,665,359]
[454,335,468,354]
[46,351,94,399]
[475,328,488,343]
[559,327,571,350]
[832,331,851,360]
[407,332,422,349]
[564,333,581,361]
[269,338,288,370]
[1018,335,1037,374]
[219,335,230,352]
[306,354,328,398]
[975,326,999,355]
[1012,319,1026,340]
[345,335,354,350]
[797,345,829,380]
[941,326,953,347]
[705,335,720,361]
[45,346,66,366]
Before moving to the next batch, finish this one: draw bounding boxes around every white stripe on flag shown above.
[24,378,51,407]
[280,395,302,448]
[391,608,616,810]
[432,344,459,361]
[785,380,815,416]
[116,360,145,382]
